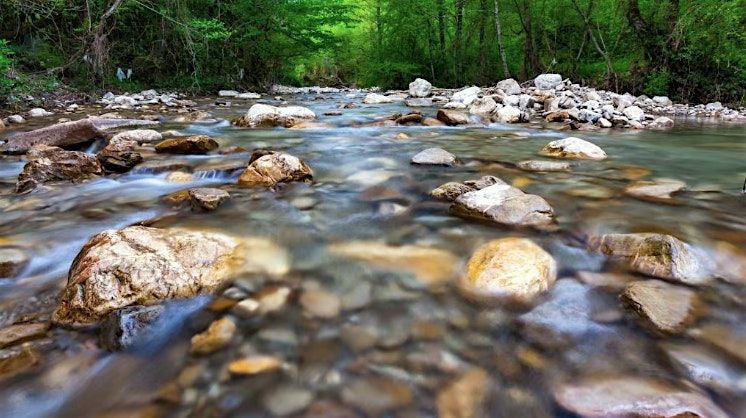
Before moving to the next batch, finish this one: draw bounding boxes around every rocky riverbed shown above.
[0,77,744,418]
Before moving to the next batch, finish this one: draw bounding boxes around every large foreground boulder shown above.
[408,78,432,98]
[1,119,103,154]
[460,238,557,304]
[588,233,711,285]
[236,104,316,128]
[52,226,244,326]
[16,145,104,193]
[238,152,313,187]
[452,183,555,228]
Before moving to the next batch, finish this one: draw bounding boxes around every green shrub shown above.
[644,70,672,97]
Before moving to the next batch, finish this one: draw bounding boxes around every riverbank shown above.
[3,75,745,131]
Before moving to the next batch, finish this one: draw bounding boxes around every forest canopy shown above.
[1,0,745,104]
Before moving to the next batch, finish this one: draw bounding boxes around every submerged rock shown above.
[437,109,470,125]
[52,226,243,326]
[0,247,29,278]
[553,375,729,418]
[228,355,283,376]
[624,179,686,201]
[436,368,491,418]
[649,116,675,129]
[540,137,607,160]
[621,280,703,335]
[237,152,313,187]
[452,183,555,228]
[690,323,746,364]
[411,148,457,166]
[2,119,103,154]
[516,160,571,172]
[588,233,711,284]
[190,317,236,355]
[0,323,48,349]
[329,241,460,286]
[189,188,230,211]
[237,104,316,127]
[341,377,413,416]
[662,343,746,394]
[16,145,104,193]
[460,238,557,304]
[155,135,218,154]
[518,279,611,347]
[409,78,432,98]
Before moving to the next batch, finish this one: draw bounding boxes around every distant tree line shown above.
[0,0,744,103]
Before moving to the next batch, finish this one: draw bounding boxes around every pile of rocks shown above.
[270,85,373,95]
[361,75,745,129]
[98,90,191,110]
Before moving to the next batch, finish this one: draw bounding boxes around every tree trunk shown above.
[89,0,126,80]
[493,0,510,78]
[455,0,465,85]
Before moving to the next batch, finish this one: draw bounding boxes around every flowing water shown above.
[0,94,745,417]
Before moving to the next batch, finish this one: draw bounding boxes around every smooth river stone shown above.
[436,368,491,418]
[452,183,555,228]
[588,233,712,285]
[411,148,457,166]
[624,178,686,200]
[328,241,460,286]
[553,375,729,418]
[620,279,703,335]
[459,237,557,304]
[540,137,607,160]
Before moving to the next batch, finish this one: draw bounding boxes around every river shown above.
[0,93,744,417]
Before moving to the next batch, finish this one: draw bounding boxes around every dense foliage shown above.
[0,0,744,103]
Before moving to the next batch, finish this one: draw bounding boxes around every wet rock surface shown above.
[452,183,556,228]
[52,226,243,326]
[1,119,102,154]
[238,151,313,187]
[588,233,711,284]
[460,238,557,303]
[553,375,729,418]
[410,147,456,166]
[155,135,218,154]
[540,137,607,160]
[620,280,703,335]
[188,187,230,211]
[16,145,104,193]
